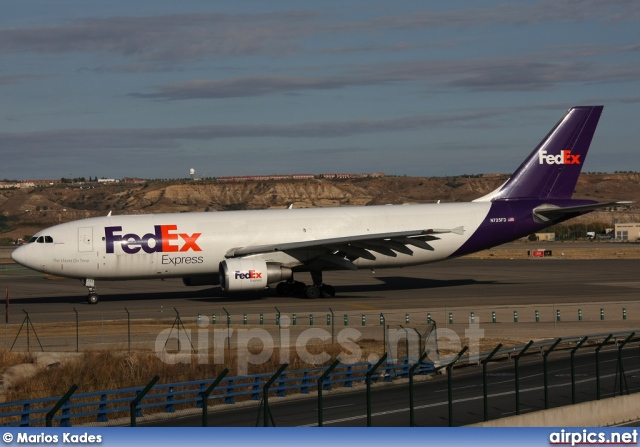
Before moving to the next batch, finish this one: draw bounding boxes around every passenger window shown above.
[37,236,44,243]
[45,236,53,243]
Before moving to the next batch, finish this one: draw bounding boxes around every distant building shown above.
[122,177,146,184]
[97,178,119,183]
[614,223,640,241]
[21,179,60,187]
[534,233,556,242]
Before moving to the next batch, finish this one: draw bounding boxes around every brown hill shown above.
[1,173,638,239]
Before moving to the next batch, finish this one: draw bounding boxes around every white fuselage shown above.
[12,202,490,281]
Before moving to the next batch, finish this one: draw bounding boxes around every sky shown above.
[0,0,638,180]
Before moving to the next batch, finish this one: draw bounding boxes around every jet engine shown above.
[219,259,292,292]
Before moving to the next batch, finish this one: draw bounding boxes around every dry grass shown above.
[1,340,386,404]
[0,341,390,426]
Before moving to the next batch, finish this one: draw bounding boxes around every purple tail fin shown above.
[493,106,603,200]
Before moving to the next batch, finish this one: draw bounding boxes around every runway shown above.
[1,252,639,328]
[2,244,640,427]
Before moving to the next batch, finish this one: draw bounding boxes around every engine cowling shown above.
[219,259,292,292]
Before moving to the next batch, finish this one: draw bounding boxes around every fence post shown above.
[46,384,78,427]
[409,351,429,426]
[97,394,107,423]
[483,344,503,422]
[318,359,341,427]
[595,334,613,400]
[263,364,288,427]
[366,353,388,427]
[544,339,562,409]
[130,375,160,427]
[447,346,468,427]
[571,336,588,404]
[617,332,635,396]
[166,386,175,412]
[202,368,229,427]
[515,340,534,415]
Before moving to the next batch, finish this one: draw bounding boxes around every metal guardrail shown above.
[0,358,435,427]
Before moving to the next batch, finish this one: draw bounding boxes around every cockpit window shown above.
[29,235,53,243]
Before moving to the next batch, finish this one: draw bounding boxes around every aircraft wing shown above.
[225,226,465,267]
[533,201,634,222]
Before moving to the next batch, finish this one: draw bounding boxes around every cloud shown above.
[0,12,320,61]
[0,2,636,65]
[130,57,640,100]
[0,110,500,153]
[0,74,45,85]
[129,75,381,100]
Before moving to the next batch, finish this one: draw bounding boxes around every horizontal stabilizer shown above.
[533,201,634,223]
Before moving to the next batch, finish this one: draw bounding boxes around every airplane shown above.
[11,105,631,304]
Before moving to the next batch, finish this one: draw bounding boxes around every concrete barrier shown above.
[471,394,640,426]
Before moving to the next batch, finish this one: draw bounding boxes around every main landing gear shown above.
[83,278,99,304]
[275,271,336,299]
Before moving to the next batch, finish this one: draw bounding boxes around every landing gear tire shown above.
[82,279,99,304]
[292,281,307,295]
[276,282,292,296]
[304,285,321,299]
[320,284,336,298]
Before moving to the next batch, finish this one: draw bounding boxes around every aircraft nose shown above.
[11,245,26,266]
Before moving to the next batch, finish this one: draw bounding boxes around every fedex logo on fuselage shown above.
[235,270,262,280]
[105,225,202,254]
[538,149,581,165]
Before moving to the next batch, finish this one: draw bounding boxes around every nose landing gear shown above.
[83,278,100,304]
